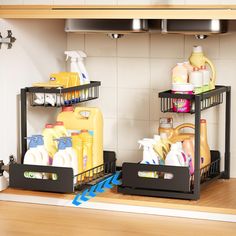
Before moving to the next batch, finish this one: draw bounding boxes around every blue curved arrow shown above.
[111,171,121,185]
[80,189,90,202]
[72,194,82,206]
[88,185,97,197]
[96,180,105,193]
[103,176,113,189]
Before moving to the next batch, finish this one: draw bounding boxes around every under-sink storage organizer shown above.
[9,81,117,193]
[118,85,231,200]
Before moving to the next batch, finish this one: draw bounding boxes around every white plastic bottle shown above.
[52,138,71,181]
[34,135,50,179]
[164,142,188,179]
[189,67,203,94]
[199,65,210,92]
[172,63,188,84]
[23,136,43,179]
[64,137,79,184]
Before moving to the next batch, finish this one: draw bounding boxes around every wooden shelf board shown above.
[1,5,236,19]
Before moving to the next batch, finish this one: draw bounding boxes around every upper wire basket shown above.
[27,81,101,107]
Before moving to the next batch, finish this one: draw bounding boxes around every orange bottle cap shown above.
[45,124,54,128]
[55,121,64,126]
[62,106,74,112]
[200,119,206,123]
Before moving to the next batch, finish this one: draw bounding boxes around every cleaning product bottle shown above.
[159,120,195,144]
[189,67,203,94]
[79,130,93,177]
[65,50,90,99]
[172,63,188,84]
[199,65,210,92]
[164,142,188,179]
[54,121,68,138]
[23,136,43,179]
[71,133,83,179]
[138,138,159,178]
[52,138,71,181]
[33,135,50,179]
[64,137,79,184]
[189,46,216,90]
[57,106,103,170]
[183,137,195,175]
[153,135,167,164]
[42,124,58,164]
[183,61,193,75]
[200,119,211,169]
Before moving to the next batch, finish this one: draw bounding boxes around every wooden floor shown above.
[2,179,236,215]
[0,201,236,236]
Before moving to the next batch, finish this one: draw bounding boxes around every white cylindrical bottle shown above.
[199,65,210,92]
[189,67,203,94]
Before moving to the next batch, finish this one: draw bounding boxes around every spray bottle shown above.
[138,138,159,165]
[138,138,159,178]
[65,50,90,99]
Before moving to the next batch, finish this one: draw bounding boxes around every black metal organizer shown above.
[118,85,231,200]
[9,81,117,193]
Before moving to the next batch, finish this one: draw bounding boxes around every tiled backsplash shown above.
[67,32,236,176]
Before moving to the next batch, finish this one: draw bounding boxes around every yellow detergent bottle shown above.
[54,121,68,138]
[79,130,93,178]
[71,132,84,181]
[57,106,103,170]
[42,124,58,163]
[189,46,216,90]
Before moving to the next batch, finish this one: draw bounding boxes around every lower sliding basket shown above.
[118,151,221,199]
[9,151,116,193]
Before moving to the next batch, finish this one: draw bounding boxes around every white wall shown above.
[0,19,66,162]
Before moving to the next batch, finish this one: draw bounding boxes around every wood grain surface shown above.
[0,201,236,236]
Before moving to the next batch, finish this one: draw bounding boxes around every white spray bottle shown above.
[65,50,90,99]
[138,138,159,165]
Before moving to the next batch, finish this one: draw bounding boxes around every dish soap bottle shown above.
[189,46,216,90]
[172,63,188,84]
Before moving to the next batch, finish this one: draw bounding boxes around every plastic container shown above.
[200,119,211,169]
[79,130,93,177]
[57,106,103,170]
[71,133,83,176]
[172,63,188,84]
[42,124,58,163]
[54,121,68,138]
[189,45,216,90]
[189,67,203,94]
[172,83,194,113]
[199,65,210,92]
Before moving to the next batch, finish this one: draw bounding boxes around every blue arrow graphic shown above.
[88,185,97,197]
[95,180,105,193]
[111,171,121,185]
[80,189,90,202]
[103,176,113,189]
[72,194,82,206]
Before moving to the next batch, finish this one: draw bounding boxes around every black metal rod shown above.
[193,95,201,200]
[20,88,27,163]
[224,86,231,179]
